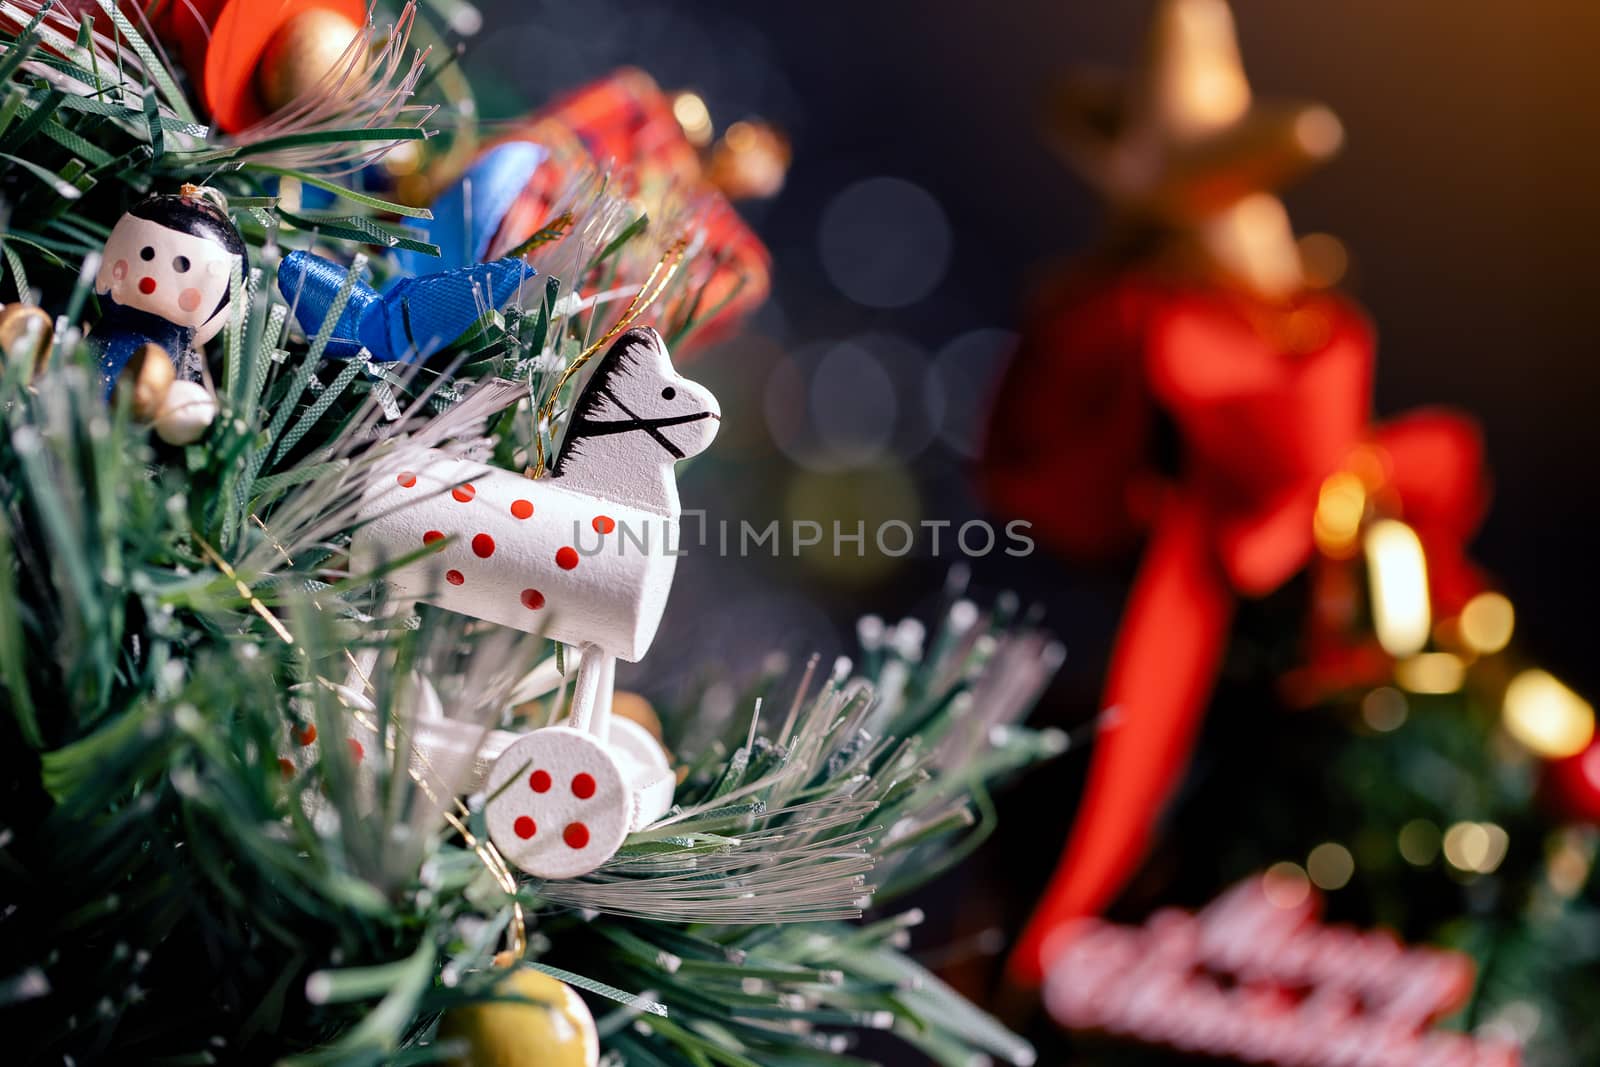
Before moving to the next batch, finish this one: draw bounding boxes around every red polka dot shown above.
[397,472,416,488]
[510,499,533,519]
[529,769,551,793]
[556,546,580,570]
[445,569,465,586]
[592,515,615,534]
[563,822,590,849]
[277,757,295,779]
[423,530,445,546]
[514,816,537,839]
[471,533,495,558]
[294,723,317,746]
[521,588,545,610]
[348,738,364,762]
[452,484,476,503]
[571,773,596,799]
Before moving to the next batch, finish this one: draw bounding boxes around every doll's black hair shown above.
[129,191,247,262]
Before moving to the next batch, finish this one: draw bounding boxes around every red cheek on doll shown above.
[138,277,157,295]
[112,260,128,281]
[178,288,203,313]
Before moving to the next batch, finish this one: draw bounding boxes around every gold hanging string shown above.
[527,237,690,479]
[195,534,295,645]
[250,515,528,964]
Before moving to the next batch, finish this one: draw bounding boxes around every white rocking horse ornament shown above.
[346,325,720,879]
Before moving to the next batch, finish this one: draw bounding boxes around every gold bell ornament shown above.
[436,968,600,1067]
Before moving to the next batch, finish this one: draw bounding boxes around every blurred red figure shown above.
[984,277,1491,984]
[485,69,780,350]
[974,0,1506,986]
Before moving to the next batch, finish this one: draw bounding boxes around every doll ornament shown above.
[92,187,243,441]
[349,326,719,879]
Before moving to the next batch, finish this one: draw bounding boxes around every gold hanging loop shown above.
[527,237,690,479]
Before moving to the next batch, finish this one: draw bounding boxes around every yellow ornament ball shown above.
[437,969,600,1067]
[610,691,664,743]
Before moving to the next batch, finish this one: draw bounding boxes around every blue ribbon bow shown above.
[277,252,535,363]
[397,141,547,276]
[276,142,550,363]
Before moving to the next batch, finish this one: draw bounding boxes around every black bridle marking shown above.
[566,384,713,461]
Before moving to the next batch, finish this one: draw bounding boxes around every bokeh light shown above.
[1502,668,1595,759]
[1262,862,1311,908]
[1442,822,1487,872]
[1443,821,1509,875]
[810,340,898,466]
[818,177,952,308]
[1298,232,1350,289]
[1398,819,1441,866]
[1313,471,1366,557]
[1477,1001,1543,1050]
[783,463,922,584]
[1306,842,1354,890]
[1365,519,1430,657]
[1459,592,1516,655]
[1361,686,1408,732]
[671,90,714,147]
[1396,653,1464,695]
[1546,830,1594,899]
[929,328,1017,457]
[766,334,938,470]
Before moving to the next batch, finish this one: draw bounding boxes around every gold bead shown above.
[437,969,599,1067]
[256,9,366,116]
[0,303,54,379]
[115,343,176,422]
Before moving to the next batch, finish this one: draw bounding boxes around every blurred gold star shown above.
[1050,0,1344,299]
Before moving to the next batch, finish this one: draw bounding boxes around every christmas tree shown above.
[0,3,1062,1064]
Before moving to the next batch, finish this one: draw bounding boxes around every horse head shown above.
[551,327,720,515]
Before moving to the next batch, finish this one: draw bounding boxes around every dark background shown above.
[468,0,1600,1060]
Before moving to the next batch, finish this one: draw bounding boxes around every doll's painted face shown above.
[96,214,239,345]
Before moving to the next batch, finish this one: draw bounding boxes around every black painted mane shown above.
[550,328,651,477]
